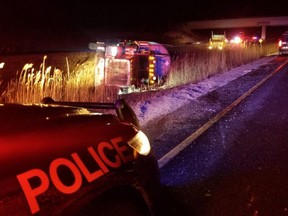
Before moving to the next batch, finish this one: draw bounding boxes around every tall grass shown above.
[165,42,277,87]
[1,42,277,103]
[3,56,98,103]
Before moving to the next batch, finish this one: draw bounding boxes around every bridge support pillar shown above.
[261,25,266,40]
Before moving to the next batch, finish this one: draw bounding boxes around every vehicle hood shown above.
[0,103,118,133]
[0,103,138,178]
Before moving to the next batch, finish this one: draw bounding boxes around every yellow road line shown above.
[158,59,288,169]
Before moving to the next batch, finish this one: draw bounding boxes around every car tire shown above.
[77,187,151,216]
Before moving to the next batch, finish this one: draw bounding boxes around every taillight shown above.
[279,40,282,47]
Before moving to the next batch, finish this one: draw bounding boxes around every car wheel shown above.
[77,187,151,216]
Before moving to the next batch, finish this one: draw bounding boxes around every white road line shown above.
[158,59,288,169]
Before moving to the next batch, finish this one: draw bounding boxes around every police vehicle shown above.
[0,98,160,215]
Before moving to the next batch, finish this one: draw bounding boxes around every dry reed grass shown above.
[3,55,97,103]
[1,43,277,103]
[165,43,277,87]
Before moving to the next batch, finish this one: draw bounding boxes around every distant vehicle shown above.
[230,32,249,47]
[0,98,160,216]
[89,40,171,94]
[246,36,263,47]
[279,31,288,55]
[230,34,246,47]
[208,31,228,50]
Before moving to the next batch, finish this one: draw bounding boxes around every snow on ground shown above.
[129,55,277,127]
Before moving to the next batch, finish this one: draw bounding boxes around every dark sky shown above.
[1,0,287,33]
[0,0,287,53]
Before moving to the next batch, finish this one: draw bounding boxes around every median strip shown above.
[158,59,288,169]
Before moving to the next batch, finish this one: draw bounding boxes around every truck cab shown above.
[208,32,228,50]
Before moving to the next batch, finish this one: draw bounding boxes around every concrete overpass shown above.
[181,16,288,40]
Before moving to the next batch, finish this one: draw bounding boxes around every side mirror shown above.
[115,98,140,128]
[41,97,140,128]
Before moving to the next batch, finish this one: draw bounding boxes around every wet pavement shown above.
[143,56,288,215]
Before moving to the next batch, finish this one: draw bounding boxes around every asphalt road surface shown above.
[144,56,288,216]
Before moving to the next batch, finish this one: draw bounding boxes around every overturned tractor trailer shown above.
[89,40,171,94]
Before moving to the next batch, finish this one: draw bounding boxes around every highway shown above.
[143,56,288,215]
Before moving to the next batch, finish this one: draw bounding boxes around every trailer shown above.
[89,40,171,94]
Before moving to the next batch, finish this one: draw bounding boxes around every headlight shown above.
[127,130,151,155]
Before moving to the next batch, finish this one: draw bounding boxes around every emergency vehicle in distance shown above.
[0,98,160,215]
[279,31,288,55]
[90,40,171,94]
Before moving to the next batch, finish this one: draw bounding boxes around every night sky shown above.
[1,0,287,33]
[0,0,287,52]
